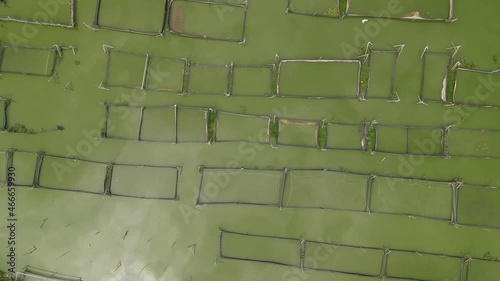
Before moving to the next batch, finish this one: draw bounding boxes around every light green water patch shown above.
[231,65,273,97]
[0,45,57,77]
[370,177,453,220]
[177,107,207,142]
[453,69,500,107]
[39,156,107,194]
[12,151,37,186]
[188,64,229,95]
[288,0,340,17]
[215,112,270,143]
[110,165,178,199]
[326,123,364,150]
[140,107,177,142]
[448,129,500,157]
[147,57,186,92]
[457,185,500,228]
[408,128,444,155]
[106,105,142,140]
[278,119,319,148]
[198,168,282,205]
[282,170,367,211]
[305,241,384,276]
[96,0,166,33]
[0,0,73,25]
[386,251,462,281]
[278,60,360,98]
[374,125,407,153]
[367,51,396,99]
[169,0,246,41]
[468,259,500,281]
[221,231,301,267]
[421,52,450,101]
[347,0,451,19]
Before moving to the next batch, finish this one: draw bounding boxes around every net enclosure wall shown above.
[419,51,452,102]
[198,167,500,229]
[220,229,493,279]
[287,0,341,18]
[103,50,188,92]
[215,111,271,144]
[452,68,500,108]
[167,0,248,42]
[0,150,181,200]
[0,97,9,131]
[94,0,167,35]
[196,168,285,206]
[108,164,179,200]
[198,168,444,217]
[374,124,446,156]
[277,59,361,99]
[0,45,59,77]
[366,50,398,100]
[346,0,454,21]
[0,0,75,28]
[104,104,209,143]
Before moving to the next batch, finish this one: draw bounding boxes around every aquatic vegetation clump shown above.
[270,117,279,143]
[365,123,376,152]
[6,123,35,134]
[317,120,327,149]
[339,0,347,16]
[358,45,371,97]
[207,108,217,143]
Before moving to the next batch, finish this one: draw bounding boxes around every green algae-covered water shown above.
[2,0,500,280]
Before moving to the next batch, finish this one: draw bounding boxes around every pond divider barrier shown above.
[220,228,498,280]
[0,150,181,201]
[195,167,500,230]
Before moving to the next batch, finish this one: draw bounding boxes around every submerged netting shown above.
[94,0,167,35]
[199,167,500,229]
[277,59,361,99]
[287,0,341,18]
[0,0,75,28]
[104,104,209,143]
[0,45,59,77]
[346,0,455,22]
[103,50,188,92]
[419,51,452,102]
[167,0,248,42]
[220,229,491,279]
